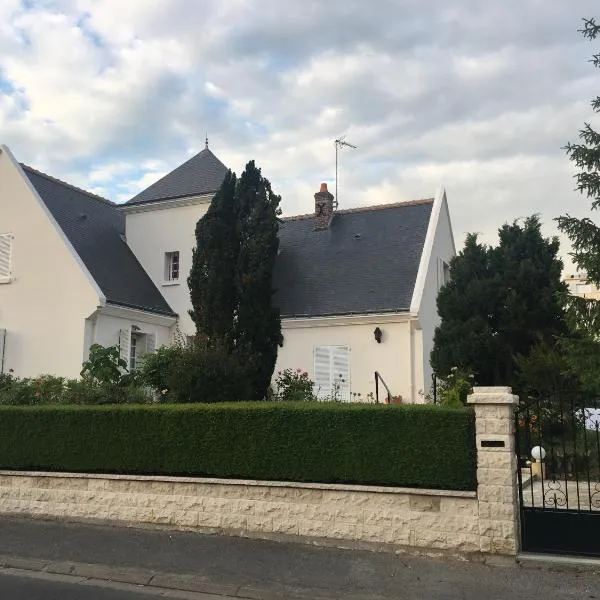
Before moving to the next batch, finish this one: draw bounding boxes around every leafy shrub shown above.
[0,375,67,405]
[0,373,153,406]
[140,345,182,398]
[435,368,474,408]
[81,344,128,385]
[165,339,252,403]
[62,380,154,405]
[0,403,476,490]
[275,368,315,401]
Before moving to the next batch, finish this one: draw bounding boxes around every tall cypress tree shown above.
[234,161,282,400]
[188,161,282,400]
[188,170,238,345]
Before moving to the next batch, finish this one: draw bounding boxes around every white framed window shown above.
[314,345,351,401]
[118,329,157,372]
[0,233,13,284]
[164,251,180,283]
[130,334,138,371]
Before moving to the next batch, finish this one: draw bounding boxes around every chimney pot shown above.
[314,182,335,230]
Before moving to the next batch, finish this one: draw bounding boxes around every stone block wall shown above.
[0,472,481,555]
[0,387,520,559]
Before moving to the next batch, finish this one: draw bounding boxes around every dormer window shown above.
[164,251,180,283]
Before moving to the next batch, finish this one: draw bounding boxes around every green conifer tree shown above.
[234,161,282,400]
[188,170,238,345]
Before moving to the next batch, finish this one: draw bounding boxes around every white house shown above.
[0,143,455,402]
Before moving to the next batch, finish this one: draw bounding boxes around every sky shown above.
[1,0,599,269]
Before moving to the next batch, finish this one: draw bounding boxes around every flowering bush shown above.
[275,368,315,402]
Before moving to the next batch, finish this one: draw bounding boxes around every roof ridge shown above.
[282,197,435,221]
[20,164,115,207]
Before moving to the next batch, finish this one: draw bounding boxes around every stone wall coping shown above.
[468,387,519,405]
[0,470,477,498]
[472,387,512,394]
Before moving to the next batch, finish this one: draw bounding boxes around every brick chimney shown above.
[314,183,335,229]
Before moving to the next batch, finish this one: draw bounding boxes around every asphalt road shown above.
[1,517,600,599]
[0,572,165,600]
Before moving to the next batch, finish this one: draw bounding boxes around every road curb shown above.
[0,555,292,599]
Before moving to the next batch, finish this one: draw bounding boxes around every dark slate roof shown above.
[273,200,433,318]
[126,148,228,205]
[22,166,176,316]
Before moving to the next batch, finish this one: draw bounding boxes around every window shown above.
[118,329,157,372]
[438,258,450,290]
[130,334,138,371]
[164,251,180,283]
[0,233,13,284]
[442,261,450,285]
[314,345,350,401]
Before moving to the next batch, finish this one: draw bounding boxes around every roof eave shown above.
[120,192,215,213]
[105,300,178,319]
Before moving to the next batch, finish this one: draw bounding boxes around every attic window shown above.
[0,233,13,284]
[164,251,180,283]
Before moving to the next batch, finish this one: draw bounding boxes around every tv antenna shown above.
[335,136,357,210]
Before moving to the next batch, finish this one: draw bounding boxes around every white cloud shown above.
[0,0,598,272]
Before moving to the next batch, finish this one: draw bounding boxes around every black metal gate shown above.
[516,391,600,557]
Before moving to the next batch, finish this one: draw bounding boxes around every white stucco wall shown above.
[0,148,101,378]
[123,200,211,335]
[91,307,174,353]
[274,317,416,402]
[412,192,456,397]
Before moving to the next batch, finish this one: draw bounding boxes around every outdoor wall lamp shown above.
[374,327,383,343]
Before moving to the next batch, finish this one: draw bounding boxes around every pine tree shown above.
[188,170,238,345]
[234,161,282,400]
[557,19,600,288]
[431,217,566,392]
[555,18,600,391]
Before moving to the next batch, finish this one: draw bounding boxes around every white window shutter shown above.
[0,328,6,373]
[145,333,157,355]
[332,346,351,402]
[314,346,332,399]
[118,329,131,367]
[0,234,12,282]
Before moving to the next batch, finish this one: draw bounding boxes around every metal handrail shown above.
[374,371,393,404]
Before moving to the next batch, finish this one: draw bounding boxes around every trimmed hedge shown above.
[0,403,476,491]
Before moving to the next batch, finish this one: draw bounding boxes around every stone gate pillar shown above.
[467,386,520,555]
